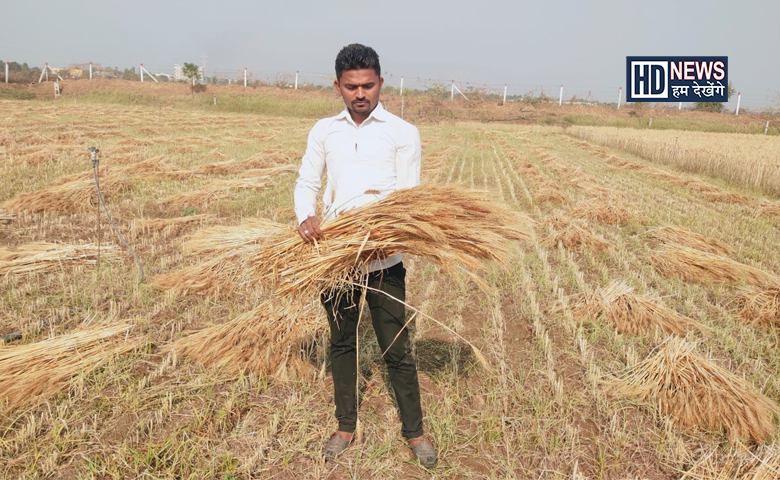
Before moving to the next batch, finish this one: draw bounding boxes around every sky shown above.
[1,0,778,108]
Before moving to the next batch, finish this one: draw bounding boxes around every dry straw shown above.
[164,301,324,379]
[605,337,779,444]
[567,195,639,225]
[1,171,131,214]
[193,154,289,175]
[732,285,780,329]
[542,214,610,252]
[162,176,272,208]
[679,445,780,480]
[758,201,780,218]
[647,226,734,256]
[0,323,138,410]
[651,245,778,286]
[251,184,532,297]
[132,214,211,233]
[572,280,704,335]
[0,242,117,276]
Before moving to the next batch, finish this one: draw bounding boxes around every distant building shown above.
[173,64,183,81]
[69,69,83,78]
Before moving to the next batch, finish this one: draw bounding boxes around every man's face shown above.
[334,69,384,117]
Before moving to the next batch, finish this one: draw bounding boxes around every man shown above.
[293,44,437,469]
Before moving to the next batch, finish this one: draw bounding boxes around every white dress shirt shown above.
[294,102,422,272]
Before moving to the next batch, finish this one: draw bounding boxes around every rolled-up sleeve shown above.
[294,120,327,225]
[395,125,421,190]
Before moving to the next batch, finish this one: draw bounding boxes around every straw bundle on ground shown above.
[567,195,639,225]
[534,186,570,204]
[0,171,131,214]
[193,154,286,175]
[572,281,703,335]
[132,214,211,234]
[648,226,735,256]
[680,445,780,480]
[605,156,645,170]
[237,164,298,178]
[0,242,117,276]
[651,245,778,286]
[701,191,752,204]
[252,184,532,297]
[732,285,780,329]
[647,169,681,182]
[758,201,780,218]
[163,301,324,379]
[11,149,56,166]
[162,176,271,208]
[541,214,610,252]
[0,323,138,410]
[151,219,280,296]
[122,156,193,180]
[605,337,779,443]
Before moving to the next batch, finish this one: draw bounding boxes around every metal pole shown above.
[140,63,144,82]
[617,87,622,109]
[400,76,404,96]
[295,71,298,89]
[735,92,741,115]
[503,84,507,105]
[765,121,770,134]
[45,63,49,82]
[244,67,247,87]
[4,62,7,83]
[679,102,682,110]
[89,62,92,80]
[558,84,563,106]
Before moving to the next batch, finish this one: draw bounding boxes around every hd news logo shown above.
[626,56,728,102]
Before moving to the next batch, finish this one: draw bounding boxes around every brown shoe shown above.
[324,432,353,461]
[409,437,438,468]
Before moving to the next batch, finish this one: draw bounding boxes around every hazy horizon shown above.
[2,0,778,109]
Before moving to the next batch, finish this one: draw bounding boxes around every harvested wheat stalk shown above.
[252,185,532,297]
[651,245,778,286]
[0,171,131,214]
[132,214,211,233]
[567,195,639,225]
[164,301,324,379]
[542,214,610,252]
[572,281,704,335]
[647,225,734,256]
[732,285,780,329]
[0,242,117,276]
[758,201,780,218]
[162,176,271,208]
[680,445,780,480]
[0,323,138,410]
[605,337,780,443]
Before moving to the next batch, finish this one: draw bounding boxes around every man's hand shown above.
[298,215,322,242]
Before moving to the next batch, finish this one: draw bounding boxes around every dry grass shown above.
[758,201,780,218]
[605,337,780,443]
[0,242,117,276]
[572,280,704,335]
[651,245,778,286]
[132,214,211,233]
[680,445,780,479]
[164,301,324,379]
[162,176,272,208]
[566,195,639,225]
[0,171,131,214]
[541,214,610,252]
[193,154,290,175]
[0,322,139,410]
[732,286,780,329]
[121,155,193,180]
[647,226,735,256]
[251,185,532,297]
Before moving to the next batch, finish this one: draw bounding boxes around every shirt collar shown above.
[333,101,388,126]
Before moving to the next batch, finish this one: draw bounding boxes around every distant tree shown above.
[121,67,136,81]
[182,63,200,96]
[694,81,735,113]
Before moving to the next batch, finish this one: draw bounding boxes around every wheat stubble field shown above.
[2,95,780,480]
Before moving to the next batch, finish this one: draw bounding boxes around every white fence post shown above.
[89,62,93,80]
[735,92,741,115]
[295,70,298,89]
[140,63,144,82]
[765,121,770,134]
[617,86,622,109]
[244,67,247,87]
[451,80,455,102]
[4,62,7,83]
[558,84,563,106]
[503,84,507,105]
[678,101,682,110]
[399,76,404,96]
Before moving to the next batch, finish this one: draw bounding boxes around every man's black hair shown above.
[335,44,381,80]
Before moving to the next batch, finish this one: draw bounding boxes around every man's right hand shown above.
[298,215,322,242]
